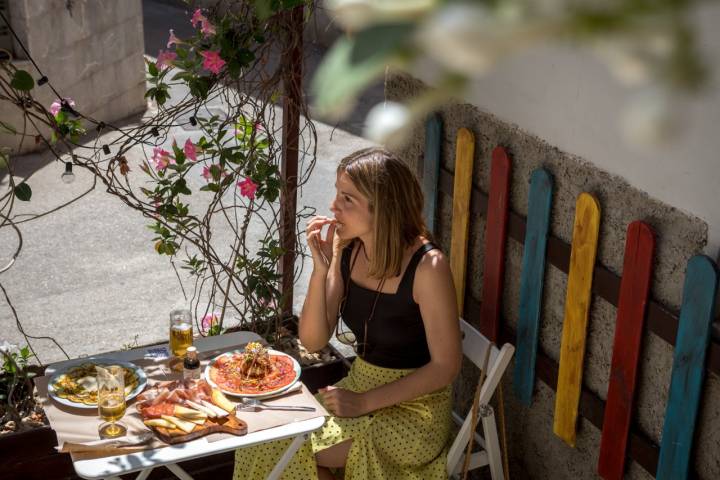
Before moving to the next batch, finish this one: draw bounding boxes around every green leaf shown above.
[172,142,185,165]
[311,30,406,118]
[171,71,193,82]
[147,60,159,77]
[11,70,34,91]
[174,178,192,196]
[14,182,32,201]
[189,77,212,100]
[210,164,223,182]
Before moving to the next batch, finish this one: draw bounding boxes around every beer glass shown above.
[169,309,193,358]
[97,365,127,438]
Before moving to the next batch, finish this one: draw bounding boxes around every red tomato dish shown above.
[207,343,298,395]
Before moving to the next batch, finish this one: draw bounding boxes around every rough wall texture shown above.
[0,0,146,153]
[387,73,719,480]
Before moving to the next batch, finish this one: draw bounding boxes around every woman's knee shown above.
[315,439,352,468]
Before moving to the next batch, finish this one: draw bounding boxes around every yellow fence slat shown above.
[449,128,475,313]
[553,192,601,447]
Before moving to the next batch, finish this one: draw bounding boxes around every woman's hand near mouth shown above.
[306,215,337,273]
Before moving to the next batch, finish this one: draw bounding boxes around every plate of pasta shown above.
[204,342,301,398]
[48,359,147,409]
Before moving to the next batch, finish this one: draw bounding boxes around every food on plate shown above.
[240,341,272,377]
[51,363,140,405]
[208,342,297,395]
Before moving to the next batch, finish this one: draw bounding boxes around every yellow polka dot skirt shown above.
[233,356,453,479]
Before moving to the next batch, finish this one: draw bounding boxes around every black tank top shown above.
[340,241,437,369]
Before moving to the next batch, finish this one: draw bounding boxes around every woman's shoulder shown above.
[415,239,450,277]
[412,242,454,306]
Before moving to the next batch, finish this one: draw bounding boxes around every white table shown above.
[45,331,326,480]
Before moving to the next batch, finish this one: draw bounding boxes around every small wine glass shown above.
[97,365,127,439]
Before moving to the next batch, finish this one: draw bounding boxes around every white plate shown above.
[47,359,148,409]
[204,349,301,399]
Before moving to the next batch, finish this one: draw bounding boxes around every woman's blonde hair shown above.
[338,147,430,279]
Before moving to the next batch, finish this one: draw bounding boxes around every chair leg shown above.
[480,405,504,480]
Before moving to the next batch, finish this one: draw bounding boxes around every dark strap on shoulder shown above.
[398,242,437,294]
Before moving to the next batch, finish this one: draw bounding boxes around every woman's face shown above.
[330,171,372,240]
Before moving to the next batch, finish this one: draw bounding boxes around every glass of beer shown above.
[169,309,193,358]
[97,365,127,438]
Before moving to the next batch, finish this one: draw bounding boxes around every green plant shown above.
[0,343,38,432]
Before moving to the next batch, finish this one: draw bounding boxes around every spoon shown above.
[236,398,316,412]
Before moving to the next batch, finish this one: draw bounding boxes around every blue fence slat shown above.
[513,168,553,406]
[422,114,442,235]
[657,255,719,480]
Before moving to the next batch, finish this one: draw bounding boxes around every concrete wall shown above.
[0,0,146,154]
[387,73,720,479]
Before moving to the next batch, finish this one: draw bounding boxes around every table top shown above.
[45,331,326,480]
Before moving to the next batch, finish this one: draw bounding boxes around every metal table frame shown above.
[45,331,326,480]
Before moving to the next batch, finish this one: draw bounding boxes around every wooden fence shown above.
[426,120,719,480]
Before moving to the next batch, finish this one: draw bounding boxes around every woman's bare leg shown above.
[316,439,352,468]
[317,466,336,480]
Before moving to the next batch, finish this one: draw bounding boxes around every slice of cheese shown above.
[186,417,207,425]
[201,399,229,417]
[174,405,207,421]
[185,400,217,418]
[211,389,237,413]
[161,415,196,433]
[144,418,176,429]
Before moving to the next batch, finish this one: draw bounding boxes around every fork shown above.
[236,398,316,412]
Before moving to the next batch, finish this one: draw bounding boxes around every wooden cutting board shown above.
[149,414,247,444]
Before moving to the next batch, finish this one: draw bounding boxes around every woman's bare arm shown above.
[299,223,346,352]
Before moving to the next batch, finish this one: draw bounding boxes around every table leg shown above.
[266,433,308,480]
[166,463,195,480]
[135,468,155,480]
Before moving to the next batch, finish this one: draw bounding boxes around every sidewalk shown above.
[0,0,375,363]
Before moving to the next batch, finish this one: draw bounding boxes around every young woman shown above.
[234,147,461,479]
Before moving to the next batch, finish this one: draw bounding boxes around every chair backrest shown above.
[447,318,515,476]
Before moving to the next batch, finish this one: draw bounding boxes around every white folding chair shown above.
[447,318,515,479]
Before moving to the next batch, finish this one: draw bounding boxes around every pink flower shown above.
[156,50,177,70]
[237,177,258,199]
[191,8,207,28]
[201,313,220,333]
[152,147,172,171]
[50,97,75,116]
[200,19,216,37]
[167,29,182,48]
[184,139,197,161]
[200,50,226,75]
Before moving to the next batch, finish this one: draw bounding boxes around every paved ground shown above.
[0,0,380,364]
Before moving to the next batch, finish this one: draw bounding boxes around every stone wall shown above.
[1,0,146,154]
[387,73,720,479]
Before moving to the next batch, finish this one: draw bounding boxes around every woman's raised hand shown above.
[306,216,337,273]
